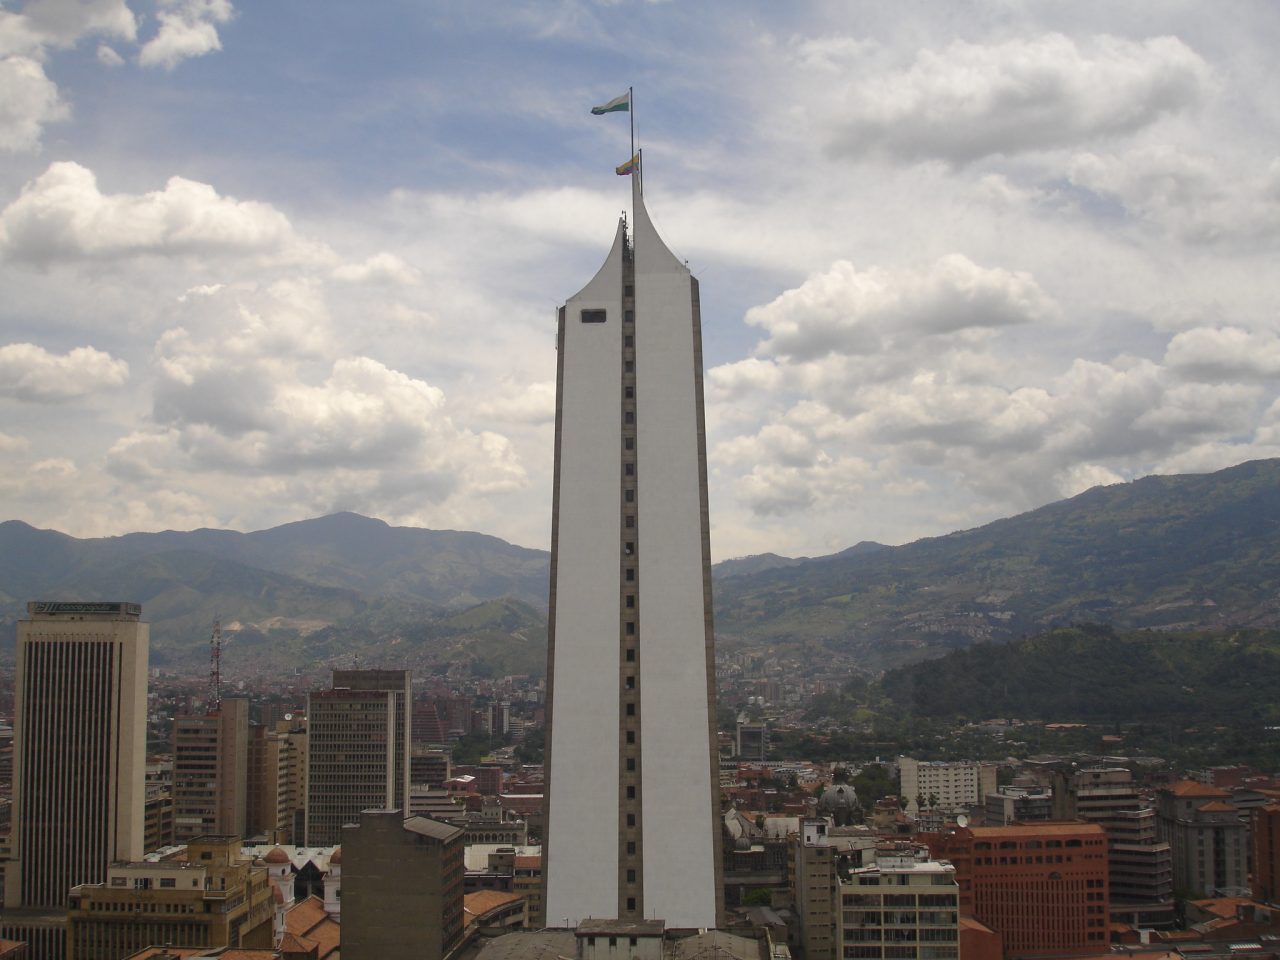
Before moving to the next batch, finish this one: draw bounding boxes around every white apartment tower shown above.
[544,174,722,928]
[7,601,149,909]
[899,757,998,816]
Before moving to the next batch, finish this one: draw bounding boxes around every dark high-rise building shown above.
[342,810,465,960]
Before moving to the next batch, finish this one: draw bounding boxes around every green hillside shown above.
[714,459,1280,670]
[3,458,1279,677]
[879,623,1280,724]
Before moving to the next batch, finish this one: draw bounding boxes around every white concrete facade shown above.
[899,757,998,815]
[545,220,626,925]
[545,179,720,929]
[632,184,719,930]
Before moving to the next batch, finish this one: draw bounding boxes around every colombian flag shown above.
[616,154,639,176]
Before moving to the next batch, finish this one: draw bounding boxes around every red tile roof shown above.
[464,890,526,927]
[284,895,340,959]
[1166,780,1231,799]
[969,821,1106,837]
[278,931,318,954]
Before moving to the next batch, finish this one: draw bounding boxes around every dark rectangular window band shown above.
[581,309,607,323]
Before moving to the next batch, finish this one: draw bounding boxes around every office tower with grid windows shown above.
[305,670,410,846]
[172,697,249,842]
[5,602,149,913]
[543,175,723,929]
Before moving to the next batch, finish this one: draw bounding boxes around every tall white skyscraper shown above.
[544,175,722,928]
[7,602,148,910]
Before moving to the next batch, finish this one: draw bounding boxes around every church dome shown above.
[264,846,291,865]
[817,783,859,815]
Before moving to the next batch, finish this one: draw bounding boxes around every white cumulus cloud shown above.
[0,161,329,264]
[0,0,136,55]
[1069,147,1280,245]
[746,254,1057,362]
[0,56,68,152]
[0,342,129,401]
[332,252,422,286]
[0,0,137,150]
[138,0,233,69]
[1164,326,1280,381]
[826,34,1210,163]
[473,379,557,425]
[107,291,528,521]
[0,430,29,452]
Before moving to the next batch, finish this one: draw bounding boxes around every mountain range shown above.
[714,457,1280,668]
[2,458,1278,675]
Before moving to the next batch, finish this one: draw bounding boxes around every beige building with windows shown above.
[66,835,273,960]
[898,758,997,816]
[794,820,839,960]
[305,671,410,846]
[247,718,307,844]
[5,602,148,912]
[173,698,249,843]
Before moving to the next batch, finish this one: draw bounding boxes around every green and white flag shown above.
[591,92,630,115]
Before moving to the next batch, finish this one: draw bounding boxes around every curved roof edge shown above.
[632,174,689,276]
[565,215,627,305]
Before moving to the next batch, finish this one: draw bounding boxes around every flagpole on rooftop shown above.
[629,86,635,168]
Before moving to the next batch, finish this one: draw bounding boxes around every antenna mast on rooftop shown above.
[209,617,222,710]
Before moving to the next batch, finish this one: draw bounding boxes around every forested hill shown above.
[714,458,1280,670]
[3,458,1279,675]
[878,624,1280,724]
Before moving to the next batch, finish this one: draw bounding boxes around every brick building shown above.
[926,822,1109,956]
[1253,803,1280,903]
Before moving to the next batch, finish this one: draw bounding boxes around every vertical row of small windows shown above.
[619,257,641,919]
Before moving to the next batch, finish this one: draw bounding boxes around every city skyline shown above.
[2,2,1280,561]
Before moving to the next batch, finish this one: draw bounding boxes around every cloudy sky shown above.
[2,0,1279,560]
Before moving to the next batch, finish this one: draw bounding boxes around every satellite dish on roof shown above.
[956,814,969,828]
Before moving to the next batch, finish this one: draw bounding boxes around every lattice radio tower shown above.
[209,617,223,710]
